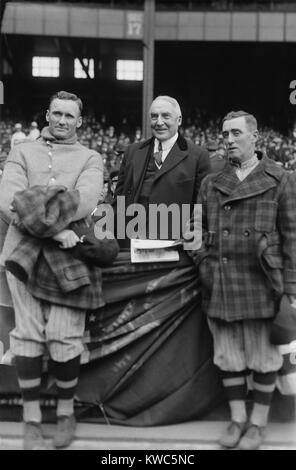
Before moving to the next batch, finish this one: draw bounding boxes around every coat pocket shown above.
[176,177,194,185]
[64,265,90,282]
[255,201,278,233]
[259,236,284,294]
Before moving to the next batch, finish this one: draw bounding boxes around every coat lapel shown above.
[214,159,278,202]
[153,140,188,183]
[213,163,240,195]
[227,164,277,202]
[133,138,153,196]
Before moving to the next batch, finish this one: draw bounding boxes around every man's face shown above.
[150,99,181,142]
[46,98,82,140]
[222,116,258,164]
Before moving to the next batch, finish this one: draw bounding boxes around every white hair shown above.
[151,95,182,118]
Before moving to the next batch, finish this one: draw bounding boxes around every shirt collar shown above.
[41,126,78,145]
[154,133,178,152]
[240,154,259,170]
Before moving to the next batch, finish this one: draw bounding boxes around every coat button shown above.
[222,257,228,264]
[48,151,52,157]
[244,230,250,237]
[223,229,229,237]
[224,205,231,211]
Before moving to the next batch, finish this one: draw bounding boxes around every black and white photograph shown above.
[0,0,295,453]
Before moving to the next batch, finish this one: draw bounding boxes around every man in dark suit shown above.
[114,95,210,245]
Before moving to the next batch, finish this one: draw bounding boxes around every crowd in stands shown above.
[1,114,296,191]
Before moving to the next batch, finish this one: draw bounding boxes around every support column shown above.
[0,1,7,120]
[0,34,3,118]
[142,0,155,139]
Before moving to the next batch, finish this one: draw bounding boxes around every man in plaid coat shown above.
[0,91,103,450]
[193,110,296,450]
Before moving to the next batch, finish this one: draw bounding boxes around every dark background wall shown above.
[2,34,296,132]
[2,35,142,127]
[155,41,296,132]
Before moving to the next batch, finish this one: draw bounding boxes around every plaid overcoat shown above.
[4,186,111,309]
[11,185,80,237]
[6,236,105,310]
[195,153,296,321]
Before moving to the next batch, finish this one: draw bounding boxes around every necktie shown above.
[154,141,163,167]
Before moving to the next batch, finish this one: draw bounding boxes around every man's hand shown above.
[52,229,80,249]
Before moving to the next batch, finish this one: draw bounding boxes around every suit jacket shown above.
[114,134,210,243]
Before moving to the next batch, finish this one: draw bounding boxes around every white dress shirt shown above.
[153,133,178,168]
[236,154,259,181]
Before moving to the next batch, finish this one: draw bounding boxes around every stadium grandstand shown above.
[0,0,296,451]
[1,0,296,175]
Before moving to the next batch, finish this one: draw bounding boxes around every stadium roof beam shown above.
[3,3,296,42]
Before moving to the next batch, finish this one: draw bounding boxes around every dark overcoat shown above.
[195,153,296,321]
[114,134,210,242]
[115,134,210,208]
